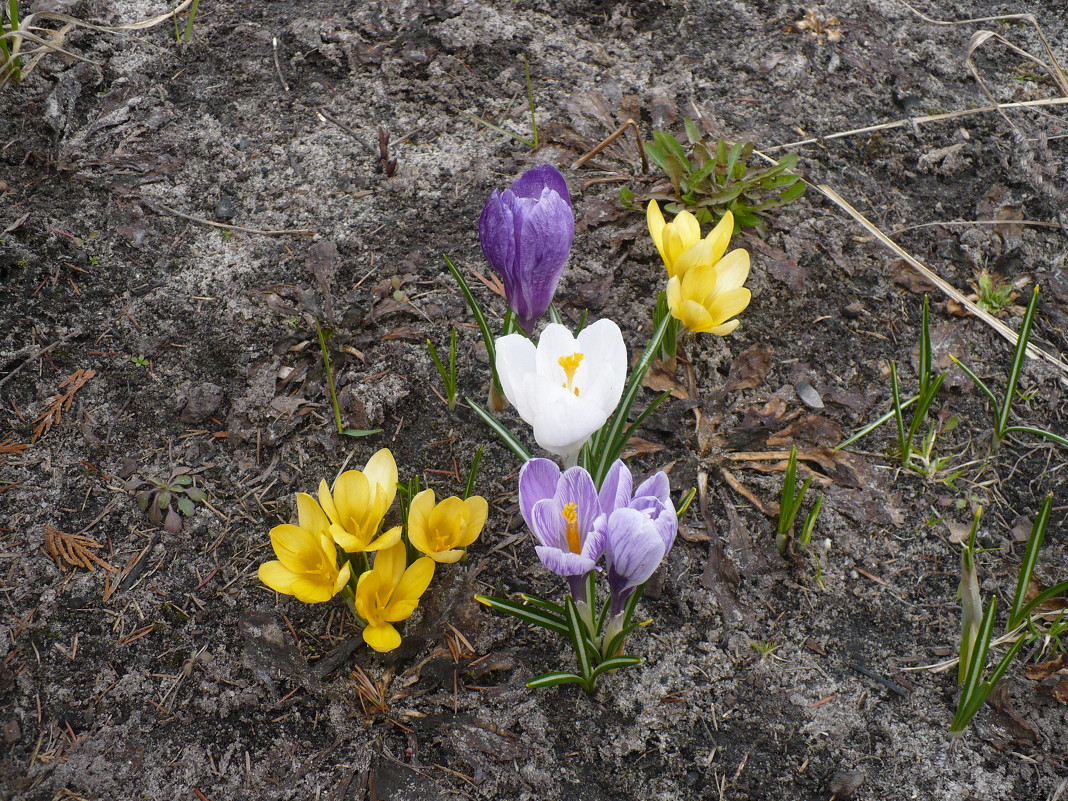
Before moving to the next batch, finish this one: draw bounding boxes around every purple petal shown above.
[556,466,600,535]
[478,189,517,279]
[634,471,672,506]
[604,508,667,594]
[530,498,565,550]
[510,164,572,205]
[535,545,596,577]
[518,458,561,529]
[597,459,633,516]
[510,190,574,330]
[631,497,678,555]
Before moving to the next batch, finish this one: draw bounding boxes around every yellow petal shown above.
[679,262,720,305]
[317,478,340,526]
[646,200,667,263]
[705,211,735,265]
[331,470,371,539]
[373,540,408,590]
[258,560,299,594]
[365,525,403,552]
[269,524,321,572]
[392,557,435,606]
[429,496,468,548]
[363,622,402,653]
[289,576,337,604]
[711,249,750,294]
[707,319,742,336]
[334,561,353,595]
[354,569,383,622]
[406,488,436,556]
[675,299,716,332]
[296,493,330,536]
[671,239,715,279]
[363,448,398,510]
[666,276,683,315]
[706,287,752,326]
[426,548,465,564]
[330,523,366,553]
[666,211,701,263]
[460,496,488,547]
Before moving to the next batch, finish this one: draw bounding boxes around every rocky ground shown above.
[1,0,1067,799]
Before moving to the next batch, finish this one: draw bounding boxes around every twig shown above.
[571,118,648,172]
[148,201,316,236]
[0,328,83,391]
[316,109,375,154]
[272,36,288,92]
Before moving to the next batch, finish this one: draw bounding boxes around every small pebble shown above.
[214,196,236,221]
[795,381,824,409]
[841,301,864,318]
[828,767,866,798]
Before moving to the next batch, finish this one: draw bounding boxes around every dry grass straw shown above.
[1,0,194,86]
[757,3,1068,380]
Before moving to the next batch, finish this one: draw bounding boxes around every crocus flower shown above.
[665,248,751,335]
[595,460,677,615]
[518,458,605,600]
[259,493,352,603]
[647,200,735,280]
[479,164,575,333]
[354,541,436,653]
[496,319,627,466]
[407,488,488,563]
[319,448,402,553]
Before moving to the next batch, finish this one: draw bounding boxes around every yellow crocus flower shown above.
[665,248,752,335]
[354,541,435,653]
[259,493,352,603]
[407,489,487,563]
[647,200,734,280]
[319,448,402,553]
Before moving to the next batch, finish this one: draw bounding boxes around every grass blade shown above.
[997,286,1040,438]
[949,355,999,411]
[1007,494,1052,631]
[591,655,641,679]
[835,395,918,450]
[475,594,567,635]
[466,398,531,463]
[527,672,585,689]
[564,596,594,690]
[444,254,502,392]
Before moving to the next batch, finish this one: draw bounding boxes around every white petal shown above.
[532,390,610,456]
[576,319,627,413]
[495,334,537,416]
[535,323,579,382]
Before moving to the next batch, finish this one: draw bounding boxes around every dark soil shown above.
[2,1,1068,799]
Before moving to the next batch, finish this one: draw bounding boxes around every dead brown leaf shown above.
[892,261,939,294]
[767,415,843,449]
[725,344,774,392]
[33,369,96,443]
[620,436,666,459]
[1024,655,1068,704]
[988,684,1040,746]
[43,526,115,572]
[642,361,689,399]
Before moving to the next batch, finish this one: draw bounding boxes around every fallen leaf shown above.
[1024,655,1068,704]
[305,240,339,318]
[988,684,1040,745]
[643,361,689,399]
[994,206,1025,239]
[42,527,115,572]
[767,415,843,449]
[725,344,774,392]
[621,436,665,459]
[892,261,939,294]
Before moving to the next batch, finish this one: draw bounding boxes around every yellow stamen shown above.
[558,352,584,396]
[561,502,581,554]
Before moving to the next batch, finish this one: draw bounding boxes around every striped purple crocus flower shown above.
[478,165,575,334]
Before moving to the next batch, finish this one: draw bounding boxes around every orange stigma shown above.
[561,502,581,554]
[557,352,584,396]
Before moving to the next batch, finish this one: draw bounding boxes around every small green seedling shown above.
[643,119,805,233]
[776,446,823,557]
[315,320,383,438]
[463,55,538,148]
[890,296,949,470]
[131,354,149,368]
[951,286,1068,451]
[427,326,459,411]
[128,467,208,534]
[0,0,22,84]
[974,271,1016,316]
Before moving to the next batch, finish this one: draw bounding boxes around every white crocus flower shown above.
[495,320,627,467]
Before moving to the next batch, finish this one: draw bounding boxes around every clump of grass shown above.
[950,495,1068,735]
[973,270,1016,316]
[638,119,805,233]
[775,446,824,558]
[427,327,458,411]
[951,286,1068,451]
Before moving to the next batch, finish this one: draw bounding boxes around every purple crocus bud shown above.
[518,458,605,601]
[479,165,575,333]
